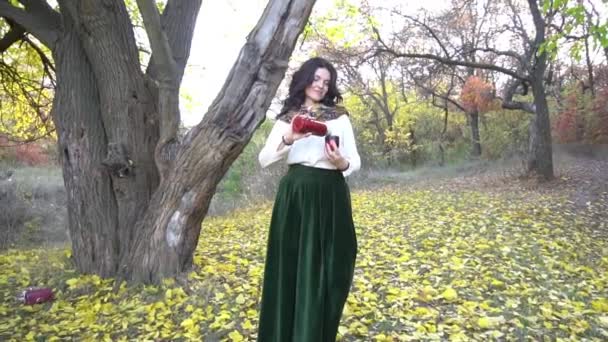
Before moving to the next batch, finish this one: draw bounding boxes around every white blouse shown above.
[258,114,361,177]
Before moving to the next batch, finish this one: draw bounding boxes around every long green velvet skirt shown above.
[257,164,357,342]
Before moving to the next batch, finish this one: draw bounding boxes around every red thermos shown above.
[18,287,54,305]
[291,115,328,136]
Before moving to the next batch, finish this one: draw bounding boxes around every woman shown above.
[257,57,361,341]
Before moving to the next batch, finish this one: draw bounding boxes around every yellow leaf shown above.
[66,278,79,287]
[374,333,393,341]
[477,317,491,329]
[180,318,195,329]
[228,330,244,342]
[242,319,255,330]
[441,287,458,302]
[592,299,608,313]
[235,294,246,305]
[476,316,504,329]
[25,331,36,341]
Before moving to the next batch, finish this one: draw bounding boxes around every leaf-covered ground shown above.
[1,184,608,340]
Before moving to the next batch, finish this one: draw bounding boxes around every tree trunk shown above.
[528,75,554,180]
[409,126,417,167]
[526,0,553,181]
[52,27,122,277]
[438,105,449,167]
[468,110,482,157]
[44,0,317,284]
[52,0,160,277]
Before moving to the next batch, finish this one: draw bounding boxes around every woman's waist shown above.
[287,160,340,172]
[285,163,344,180]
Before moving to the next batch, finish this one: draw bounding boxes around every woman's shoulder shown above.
[318,104,349,121]
[276,104,350,123]
[334,105,350,117]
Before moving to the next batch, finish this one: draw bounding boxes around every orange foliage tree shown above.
[460,76,495,114]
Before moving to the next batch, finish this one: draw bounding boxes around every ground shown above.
[0,145,607,341]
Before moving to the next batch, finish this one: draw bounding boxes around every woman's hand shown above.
[282,129,311,145]
[279,115,311,148]
[325,140,349,171]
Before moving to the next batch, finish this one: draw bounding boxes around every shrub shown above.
[0,165,67,249]
[0,181,31,249]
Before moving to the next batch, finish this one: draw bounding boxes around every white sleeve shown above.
[340,115,361,177]
[258,119,292,168]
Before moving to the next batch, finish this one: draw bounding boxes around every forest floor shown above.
[1,145,607,341]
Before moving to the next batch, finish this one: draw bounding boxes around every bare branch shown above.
[505,0,531,45]
[407,68,467,112]
[393,11,451,57]
[23,35,56,85]
[374,30,529,82]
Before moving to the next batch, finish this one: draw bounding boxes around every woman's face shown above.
[304,67,331,104]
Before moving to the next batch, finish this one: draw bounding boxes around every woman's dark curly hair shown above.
[277,57,342,118]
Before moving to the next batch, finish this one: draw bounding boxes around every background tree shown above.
[544,0,608,143]
[397,0,503,158]
[373,0,559,180]
[0,16,54,143]
[0,0,316,284]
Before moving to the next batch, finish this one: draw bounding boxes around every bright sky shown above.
[180,0,265,126]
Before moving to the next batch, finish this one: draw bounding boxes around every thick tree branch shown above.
[377,47,528,82]
[499,78,535,114]
[0,0,60,49]
[149,0,202,84]
[527,0,545,49]
[139,0,202,178]
[373,27,529,82]
[137,0,185,177]
[0,20,25,52]
[137,0,177,80]
[470,46,524,63]
[199,0,317,129]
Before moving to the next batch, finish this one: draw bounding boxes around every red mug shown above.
[292,115,328,136]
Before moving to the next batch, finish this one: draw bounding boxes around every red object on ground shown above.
[19,288,54,305]
[292,115,328,136]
